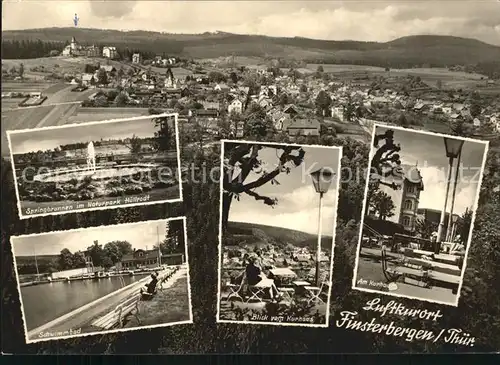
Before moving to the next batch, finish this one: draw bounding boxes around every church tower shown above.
[70,37,77,52]
[398,165,424,233]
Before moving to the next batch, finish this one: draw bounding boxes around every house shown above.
[102,46,118,59]
[119,249,161,269]
[202,101,220,111]
[228,99,243,114]
[257,97,272,109]
[283,104,300,116]
[413,102,429,113]
[85,45,100,57]
[81,73,95,87]
[195,109,219,119]
[331,106,344,121]
[100,65,116,75]
[132,53,142,64]
[490,115,500,132]
[286,119,321,137]
[269,110,290,131]
[214,83,230,92]
[473,118,481,127]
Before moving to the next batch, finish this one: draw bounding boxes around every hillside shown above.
[3,28,500,67]
[15,254,58,265]
[226,221,334,253]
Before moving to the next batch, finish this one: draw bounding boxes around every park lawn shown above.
[125,273,191,327]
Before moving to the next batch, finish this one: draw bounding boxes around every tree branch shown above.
[244,189,277,207]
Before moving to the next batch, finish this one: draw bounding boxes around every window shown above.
[407,185,415,194]
[404,200,413,210]
[402,216,411,226]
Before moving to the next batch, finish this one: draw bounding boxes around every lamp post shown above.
[310,167,335,286]
[450,214,459,242]
[436,138,464,251]
[445,145,463,242]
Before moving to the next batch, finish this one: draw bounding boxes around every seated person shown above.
[140,274,158,296]
[245,256,281,301]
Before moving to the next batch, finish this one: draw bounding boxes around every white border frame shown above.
[10,216,193,344]
[351,123,490,307]
[6,113,183,220]
[215,139,343,328]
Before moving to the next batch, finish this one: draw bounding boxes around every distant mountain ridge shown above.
[3,28,500,67]
[226,221,333,253]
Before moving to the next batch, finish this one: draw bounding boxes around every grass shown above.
[125,272,191,327]
[65,107,150,123]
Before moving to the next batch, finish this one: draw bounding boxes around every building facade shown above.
[119,249,184,269]
[398,167,424,233]
[103,46,118,59]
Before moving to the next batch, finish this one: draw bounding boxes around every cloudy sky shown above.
[374,126,488,222]
[9,116,158,154]
[2,1,500,45]
[11,218,181,256]
[228,144,341,235]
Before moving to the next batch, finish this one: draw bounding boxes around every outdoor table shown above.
[269,268,297,287]
[246,278,274,303]
[292,280,311,296]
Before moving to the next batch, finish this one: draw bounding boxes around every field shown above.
[65,107,151,123]
[2,56,133,80]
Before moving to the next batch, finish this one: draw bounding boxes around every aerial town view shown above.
[2,0,500,355]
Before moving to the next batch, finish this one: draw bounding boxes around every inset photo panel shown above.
[352,124,489,306]
[6,113,182,219]
[216,140,342,327]
[11,217,193,344]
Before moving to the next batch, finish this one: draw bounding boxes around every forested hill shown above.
[2,28,500,68]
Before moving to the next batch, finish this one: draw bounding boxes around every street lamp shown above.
[436,138,464,250]
[310,167,335,286]
[450,214,459,242]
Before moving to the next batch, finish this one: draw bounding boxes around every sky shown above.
[2,1,500,45]
[374,126,488,222]
[228,143,341,235]
[9,116,158,154]
[11,219,180,256]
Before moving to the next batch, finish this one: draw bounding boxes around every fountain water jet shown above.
[87,141,96,173]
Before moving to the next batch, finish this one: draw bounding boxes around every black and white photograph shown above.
[2,0,500,355]
[353,125,489,306]
[7,113,182,219]
[217,140,342,327]
[11,217,192,343]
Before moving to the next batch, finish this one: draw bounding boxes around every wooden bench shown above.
[382,247,461,292]
[91,293,142,330]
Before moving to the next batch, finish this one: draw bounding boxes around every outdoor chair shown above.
[225,280,244,302]
[277,287,295,303]
[304,280,330,305]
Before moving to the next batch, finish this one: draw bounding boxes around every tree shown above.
[19,63,24,78]
[343,97,357,123]
[58,248,74,270]
[97,68,108,85]
[369,190,395,220]
[278,93,289,107]
[470,103,481,118]
[436,79,443,90]
[127,134,143,155]
[415,218,438,240]
[456,208,473,245]
[127,67,135,76]
[86,241,105,268]
[366,129,402,214]
[229,72,238,84]
[316,65,324,73]
[114,92,128,107]
[315,90,332,116]
[450,118,473,137]
[221,143,305,231]
[152,115,174,152]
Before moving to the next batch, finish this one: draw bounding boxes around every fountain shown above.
[86,141,96,173]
